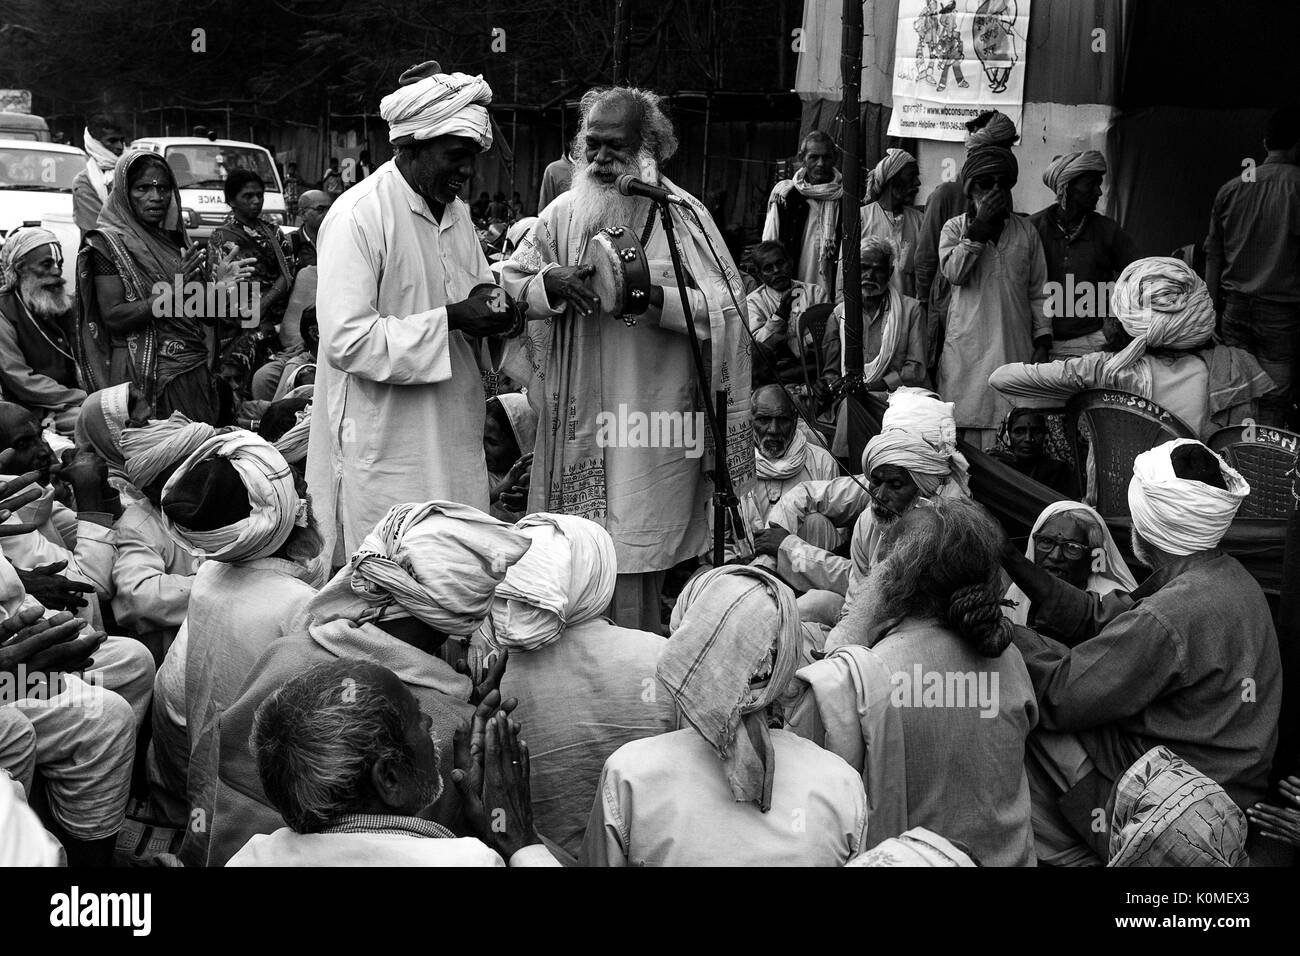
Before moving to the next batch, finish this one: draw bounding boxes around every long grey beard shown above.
[569,155,654,237]
[20,275,72,318]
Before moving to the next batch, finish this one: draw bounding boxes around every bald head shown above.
[297,190,333,233]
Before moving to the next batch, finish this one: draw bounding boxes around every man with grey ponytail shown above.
[832,497,1039,866]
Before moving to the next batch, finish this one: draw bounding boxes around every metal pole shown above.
[613,0,633,85]
[841,0,864,377]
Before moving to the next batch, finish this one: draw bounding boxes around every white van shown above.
[129,137,287,243]
[0,139,87,271]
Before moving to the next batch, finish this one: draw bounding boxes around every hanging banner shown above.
[888,0,1030,141]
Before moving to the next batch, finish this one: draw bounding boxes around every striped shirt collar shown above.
[320,813,454,840]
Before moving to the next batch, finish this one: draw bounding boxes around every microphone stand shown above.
[652,194,746,568]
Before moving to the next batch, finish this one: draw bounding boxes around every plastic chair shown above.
[1064,389,1197,517]
[1208,424,1300,519]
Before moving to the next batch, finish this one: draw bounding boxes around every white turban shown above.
[1106,257,1217,376]
[1129,439,1249,556]
[1042,150,1107,199]
[862,388,970,496]
[300,501,531,636]
[121,415,218,489]
[488,513,617,651]
[161,431,303,563]
[0,227,59,293]
[380,61,493,149]
[863,148,916,204]
[846,827,976,867]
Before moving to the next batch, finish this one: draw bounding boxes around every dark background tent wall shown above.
[1108,0,1300,258]
[798,0,1300,266]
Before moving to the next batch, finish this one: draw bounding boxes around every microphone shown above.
[615,174,687,206]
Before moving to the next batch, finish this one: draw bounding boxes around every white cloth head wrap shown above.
[300,501,531,636]
[1106,257,1217,376]
[0,227,60,293]
[83,125,118,204]
[380,61,493,149]
[1128,439,1249,556]
[846,827,977,867]
[273,405,312,465]
[121,415,218,488]
[863,148,916,204]
[1004,501,1138,625]
[862,388,970,496]
[1042,150,1107,199]
[487,513,616,651]
[161,431,302,563]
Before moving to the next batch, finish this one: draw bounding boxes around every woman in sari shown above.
[75,149,252,424]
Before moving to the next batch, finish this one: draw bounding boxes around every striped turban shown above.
[299,501,531,636]
[1105,257,1217,375]
[121,415,218,489]
[864,148,917,204]
[380,60,493,149]
[161,431,303,563]
[1129,439,1248,556]
[0,227,59,293]
[1042,150,1107,199]
[962,146,1018,195]
[862,387,970,497]
[966,111,1018,148]
[488,513,617,651]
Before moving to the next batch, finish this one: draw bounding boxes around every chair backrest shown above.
[796,303,834,378]
[1064,389,1197,517]
[1208,424,1300,519]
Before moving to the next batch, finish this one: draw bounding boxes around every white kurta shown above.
[306,162,495,564]
[500,185,752,574]
[937,213,1050,430]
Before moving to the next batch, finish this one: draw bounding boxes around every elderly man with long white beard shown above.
[499,86,752,632]
[0,229,86,434]
[307,61,518,568]
[1000,439,1281,865]
[757,388,969,627]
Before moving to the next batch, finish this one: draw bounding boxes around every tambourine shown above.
[579,226,651,322]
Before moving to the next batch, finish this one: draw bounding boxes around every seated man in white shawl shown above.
[140,433,323,864]
[989,256,1272,439]
[719,384,839,563]
[113,414,217,660]
[485,514,676,856]
[1001,440,1280,865]
[499,85,752,634]
[757,388,969,627]
[582,565,867,867]
[228,659,559,867]
[204,500,531,867]
[1003,500,1137,630]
